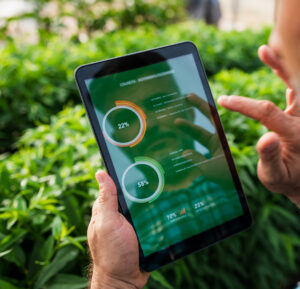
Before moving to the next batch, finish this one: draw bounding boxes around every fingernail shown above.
[258,45,267,52]
[218,95,228,104]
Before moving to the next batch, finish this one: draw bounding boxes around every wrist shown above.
[90,270,137,289]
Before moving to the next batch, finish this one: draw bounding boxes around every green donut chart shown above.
[121,157,165,203]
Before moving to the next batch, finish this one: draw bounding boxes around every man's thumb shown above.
[95,170,118,214]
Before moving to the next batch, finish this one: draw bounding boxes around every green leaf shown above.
[0,248,12,258]
[15,196,27,211]
[0,280,19,289]
[45,274,88,289]
[7,217,18,231]
[28,239,44,279]
[272,205,299,225]
[51,216,62,241]
[41,235,55,263]
[33,246,79,289]
[4,244,26,267]
[62,195,84,234]
[57,236,85,253]
[0,230,27,252]
[151,271,174,289]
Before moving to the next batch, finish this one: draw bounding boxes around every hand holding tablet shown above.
[75,42,252,271]
[88,171,150,289]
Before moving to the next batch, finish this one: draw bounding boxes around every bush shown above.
[2,0,186,40]
[0,106,98,289]
[0,22,270,152]
[1,67,300,289]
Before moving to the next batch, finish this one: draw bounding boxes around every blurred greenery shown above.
[1,63,300,288]
[2,0,186,41]
[0,22,270,153]
[1,1,300,287]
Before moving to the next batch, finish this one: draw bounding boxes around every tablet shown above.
[75,42,252,271]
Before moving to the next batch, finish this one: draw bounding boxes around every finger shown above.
[218,95,293,138]
[174,117,213,148]
[258,45,290,87]
[95,170,119,216]
[186,93,212,120]
[256,132,287,189]
[286,88,296,107]
[258,45,282,71]
[284,88,300,116]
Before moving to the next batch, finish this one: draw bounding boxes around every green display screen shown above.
[86,54,243,256]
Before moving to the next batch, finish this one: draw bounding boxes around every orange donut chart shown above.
[102,100,147,147]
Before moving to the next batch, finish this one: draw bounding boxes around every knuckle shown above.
[260,100,277,118]
[98,190,108,204]
[95,218,111,234]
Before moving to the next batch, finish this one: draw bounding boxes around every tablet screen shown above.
[85,53,244,257]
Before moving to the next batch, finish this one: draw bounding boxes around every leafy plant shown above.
[0,22,270,153]
[2,0,186,41]
[0,106,99,289]
[1,68,300,289]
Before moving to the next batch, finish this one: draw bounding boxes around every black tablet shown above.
[75,41,252,271]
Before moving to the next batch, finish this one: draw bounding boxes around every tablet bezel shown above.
[75,41,252,272]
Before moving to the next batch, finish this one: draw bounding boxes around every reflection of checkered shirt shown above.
[129,177,243,256]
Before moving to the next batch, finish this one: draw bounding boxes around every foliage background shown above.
[1,1,300,289]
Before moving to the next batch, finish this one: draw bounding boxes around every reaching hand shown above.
[87,170,150,289]
[218,87,300,207]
